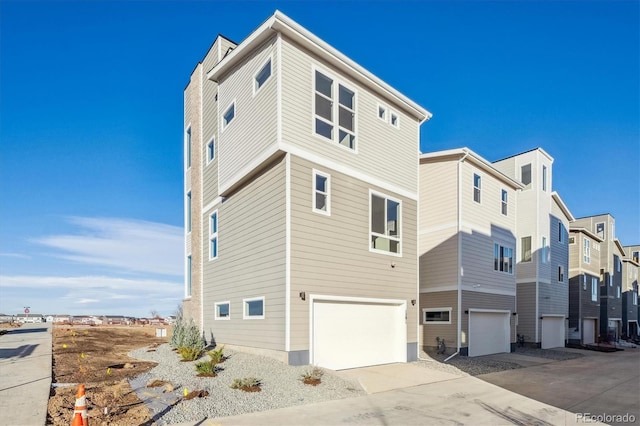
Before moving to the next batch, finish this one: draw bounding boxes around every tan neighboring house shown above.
[622,245,639,338]
[183,11,430,369]
[418,148,522,356]
[493,148,574,349]
[568,228,603,345]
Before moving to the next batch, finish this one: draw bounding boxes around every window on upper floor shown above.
[521,163,532,187]
[222,102,235,130]
[370,191,401,255]
[494,243,513,274]
[378,104,387,122]
[558,222,566,243]
[501,190,508,215]
[185,127,192,169]
[390,112,399,128]
[609,275,612,286]
[633,251,640,263]
[254,59,272,94]
[207,138,215,164]
[186,255,192,297]
[423,308,452,324]
[569,236,575,244]
[186,192,192,233]
[542,165,548,191]
[584,238,591,264]
[582,275,587,291]
[617,286,621,298]
[596,222,605,240]
[473,174,481,203]
[314,70,356,150]
[591,277,598,302]
[542,236,549,264]
[215,301,230,320]
[634,292,638,306]
[312,170,330,215]
[521,236,532,262]
[209,211,218,260]
[558,265,564,282]
[616,257,621,272]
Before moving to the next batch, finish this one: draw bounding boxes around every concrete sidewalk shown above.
[0,322,52,426]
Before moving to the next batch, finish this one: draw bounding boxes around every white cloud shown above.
[76,298,99,304]
[32,217,183,277]
[0,252,31,259]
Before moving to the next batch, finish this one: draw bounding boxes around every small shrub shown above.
[230,377,261,392]
[300,367,324,386]
[207,345,225,364]
[178,346,203,361]
[194,360,219,377]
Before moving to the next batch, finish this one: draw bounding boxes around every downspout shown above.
[457,151,469,355]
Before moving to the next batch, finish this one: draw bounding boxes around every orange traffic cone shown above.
[73,384,88,426]
[71,412,83,426]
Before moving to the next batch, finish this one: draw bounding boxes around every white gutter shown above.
[457,151,470,353]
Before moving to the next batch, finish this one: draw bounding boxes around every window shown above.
[207,138,215,163]
[521,236,532,262]
[558,265,564,282]
[186,255,192,297]
[633,251,639,263]
[222,102,235,129]
[185,127,192,168]
[501,190,508,215]
[473,174,481,203]
[370,192,401,254]
[186,192,192,233]
[494,243,513,274]
[609,275,612,287]
[542,165,547,191]
[583,238,591,264]
[633,292,637,306]
[616,257,621,272]
[558,222,566,243]
[521,163,531,186]
[215,301,230,320]
[569,236,575,244]
[582,275,587,291]
[209,211,218,260]
[377,105,386,121]
[254,59,272,93]
[596,222,605,240]
[314,70,356,150]
[616,286,620,298]
[312,170,330,215]
[542,236,548,264]
[591,277,598,302]
[423,308,451,324]
[243,297,265,319]
[390,112,399,128]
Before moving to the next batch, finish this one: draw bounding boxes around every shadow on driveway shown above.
[0,344,38,359]
[4,328,48,335]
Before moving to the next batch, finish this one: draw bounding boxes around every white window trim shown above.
[243,296,265,320]
[221,100,236,132]
[312,169,331,216]
[377,103,387,123]
[473,173,481,204]
[390,111,400,129]
[206,137,215,165]
[501,189,508,216]
[252,56,273,96]
[369,189,402,257]
[209,210,218,261]
[422,307,452,324]
[214,301,230,320]
[311,65,358,154]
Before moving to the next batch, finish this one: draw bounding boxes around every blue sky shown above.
[1,1,638,317]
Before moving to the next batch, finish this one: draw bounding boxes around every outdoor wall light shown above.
[464,310,469,314]
[411,299,416,306]
[512,312,518,315]
[299,291,305,301]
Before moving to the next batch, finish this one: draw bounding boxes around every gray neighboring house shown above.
[622,245,639,338]
[418,148,522,356]
[183,11,430,369]
[492,148,574,349]
[572,214,624,341]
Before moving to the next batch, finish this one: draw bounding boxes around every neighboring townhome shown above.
[492,148,573,349]
[182,11,430,369]
[572,214,624,342]
[622,245,639,339]
[418,148,522,356]
[568,227,603,345]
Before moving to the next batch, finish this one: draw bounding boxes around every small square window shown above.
[390,113,399,128]
[222,103,235,129]
[254,59,272,93]
[378,105,386,121]
[243,297,265,319]
[215,302,230,320]
[423,308,451,324]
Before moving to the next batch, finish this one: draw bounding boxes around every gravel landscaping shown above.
[128,344,365,425]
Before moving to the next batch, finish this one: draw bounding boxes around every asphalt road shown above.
[478,347,640,426]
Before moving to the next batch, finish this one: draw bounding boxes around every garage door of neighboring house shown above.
[541,316,565,349]
[311,296,406,370]
[583,319,596,345]
[468,311,510,357]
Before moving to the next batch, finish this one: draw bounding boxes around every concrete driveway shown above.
[479,347,640,426]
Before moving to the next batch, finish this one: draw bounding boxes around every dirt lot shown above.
[47,325,169,425]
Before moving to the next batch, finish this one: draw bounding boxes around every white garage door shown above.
[541,317,565,349]
[583,319,596,345]
[312,298,406,370]
[469,311,510,357]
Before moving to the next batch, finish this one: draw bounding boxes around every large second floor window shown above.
[370,192,400,254]
[314,70,356,150]
[494,243,513,274]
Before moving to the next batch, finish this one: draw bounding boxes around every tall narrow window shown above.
[207,138,215,163]
[222,102,235,129]
[521,236,532,262]
[370,192,401,254]
[473,174,481,203]
[583,238,591,264]
[185,127,192,168]
[633,292,637,306]
[378,105,387,121]
[633,251,639,263]
[187,192,192,233]
[521,163,531,186]
[254,59,272,93]
[558,265,564,282]
[617,286,620,298]
[595,222,605,240]
[186,255,192,297]
[501,189,508,215]
[312,170,330,215]
[542,236,548,264]
[558,222,565,243]
[209,211,218,260]
[390,112,399,128]
[542,165,547,191]
[314,70,356,150]
[591,277,598,301]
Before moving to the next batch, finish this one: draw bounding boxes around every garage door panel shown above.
[541,317,565,349]
[469,312,510,357]
[583,319,596,345]
[313,300,406,370]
